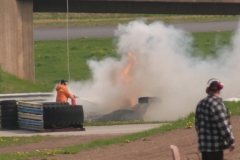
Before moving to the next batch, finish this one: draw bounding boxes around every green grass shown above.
[224,101,240,116]
[0,70,52,93]
[34,37,117,86]
[0,30,234,93]
[0,101,239,159]
[35,31,233,87]
[33,13,240,27]
[0,135,65,148]
[191,31,234,58]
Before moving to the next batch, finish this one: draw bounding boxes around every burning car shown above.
[85,97,161,122]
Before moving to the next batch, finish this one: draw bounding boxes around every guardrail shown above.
[0,99,85,131]
[0,93,54,102]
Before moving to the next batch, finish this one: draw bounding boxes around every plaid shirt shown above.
[195,95,234,152]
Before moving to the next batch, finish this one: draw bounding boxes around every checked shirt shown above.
[195,95,234,152]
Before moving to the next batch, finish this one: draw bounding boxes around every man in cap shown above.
[195,78,235,160]
[56,79,75,103]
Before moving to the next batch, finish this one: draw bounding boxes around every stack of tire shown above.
[43,102,84,129]
[18,101,44,131]
[0,100,18,129]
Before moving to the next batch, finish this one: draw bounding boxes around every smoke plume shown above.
[52,20,240,121]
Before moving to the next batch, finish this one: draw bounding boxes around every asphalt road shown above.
[34,20,239,40]
[0,124,162,137]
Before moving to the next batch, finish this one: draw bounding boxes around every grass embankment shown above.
[0,135,64,148]
[0,31,234,92]
[33,13,240,27]
[31,31,235,92]
[0,72,52,93]
[0,101,239,159]
[34,37,116,85]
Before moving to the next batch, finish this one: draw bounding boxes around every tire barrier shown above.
[0,100,19,129]
[43,104,84,129]
[0,100,84,132]
[18,101,44,131]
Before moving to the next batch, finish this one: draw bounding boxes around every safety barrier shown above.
[0,100,85,132]
[0,93,54,102]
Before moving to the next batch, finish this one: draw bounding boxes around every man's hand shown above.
[229,146,234,152]
[73,95,78,98]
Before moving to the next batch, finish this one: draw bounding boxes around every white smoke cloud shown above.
[51,20,240,121]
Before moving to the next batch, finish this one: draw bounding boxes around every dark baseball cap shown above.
[61,79,67,84]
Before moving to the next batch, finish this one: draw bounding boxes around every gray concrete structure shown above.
[32,0,240,15]
[0,0,35,82]
[1,0,240,82]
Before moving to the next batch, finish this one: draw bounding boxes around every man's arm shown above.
[211,102,235,148]
[62,86,75,99]
[195,105,199,132]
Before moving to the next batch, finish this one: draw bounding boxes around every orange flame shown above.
[121,52,138,84]
[120,52,138,107]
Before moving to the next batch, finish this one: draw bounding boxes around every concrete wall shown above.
[33,0,240,15]
[0,0,34,82]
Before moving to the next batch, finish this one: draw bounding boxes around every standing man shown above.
[56,79,75,103]
[195,78,235,160]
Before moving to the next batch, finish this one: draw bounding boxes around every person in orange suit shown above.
[56,79,75,103]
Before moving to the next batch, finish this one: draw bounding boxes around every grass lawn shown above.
[33,13,240,27]
[0,135,65,148]
[34,37,117,85]
[191,31,233,58]
[34,31,233,87]
[0,30,234,93]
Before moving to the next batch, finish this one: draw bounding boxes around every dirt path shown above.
[0,134,125,154]
[34,116,240,160]
[1,116,240,160]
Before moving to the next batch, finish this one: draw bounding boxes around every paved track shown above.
[0,124,162,137]
[34,21,239,40]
